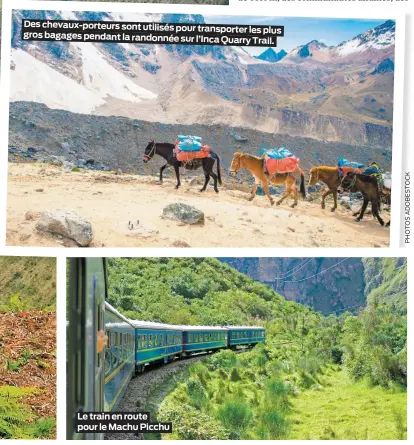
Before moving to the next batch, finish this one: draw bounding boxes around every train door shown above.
[66,258,107,440]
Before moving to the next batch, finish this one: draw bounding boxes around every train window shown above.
[143,334,147,347]
[107,331,111,347]
[160,334,163,346]
[138,335,141,348]
[149,335,153,347]
[209,334,212,341]
[155,335,158,346]
[114,332,118,345]
[194,334,198,343]
[189,334,192,343]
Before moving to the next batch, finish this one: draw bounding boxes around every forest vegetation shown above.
[107,257,407,440]
[0,257,56,439]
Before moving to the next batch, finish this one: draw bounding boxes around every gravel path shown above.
[105,355,210,440]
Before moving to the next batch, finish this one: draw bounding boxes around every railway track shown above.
[105,348,248,440]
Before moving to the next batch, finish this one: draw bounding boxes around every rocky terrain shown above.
[10,11,394,147]
[219,257,406,315]
[9,101,392,175]
[6,163,390,249]
[220,258,366,315]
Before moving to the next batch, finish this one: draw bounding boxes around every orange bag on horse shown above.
[264,154,300,175]
[339,166,362,175]
[175,140,211,162]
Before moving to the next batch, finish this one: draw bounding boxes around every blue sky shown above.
[206,16,387,55]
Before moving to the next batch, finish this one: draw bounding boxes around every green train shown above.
[67,258,265,439]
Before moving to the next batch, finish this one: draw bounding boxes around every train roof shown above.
[177,325,229,332]
[105,302,134,326]
[128,320,183,331]
[224,326,265,330]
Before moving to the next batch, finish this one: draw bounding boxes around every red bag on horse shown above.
[264,154,300,175]
[175,140,211,162]
[340,166,363,175]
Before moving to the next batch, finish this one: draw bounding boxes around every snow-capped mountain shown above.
[283,20,395,64]
[10,11,395,144]
[335,20,395,57]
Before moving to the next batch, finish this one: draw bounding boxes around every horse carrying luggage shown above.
[175,135,211,162]
[264,147,300,175]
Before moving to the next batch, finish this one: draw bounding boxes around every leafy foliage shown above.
[0,387,55,439]
[107,257,406,439]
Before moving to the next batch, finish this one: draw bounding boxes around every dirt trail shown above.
[6,163,390,248]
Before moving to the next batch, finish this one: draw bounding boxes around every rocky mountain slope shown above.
[219,257,406,315]
[9,101,392,174]
[10,11,395,147]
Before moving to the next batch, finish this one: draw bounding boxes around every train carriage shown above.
[131,321,183,372]
[104,303,135,412]
[227,325,266,348]
[180,326,228,355]
[67,257,266,440]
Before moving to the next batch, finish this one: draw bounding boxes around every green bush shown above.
[186,378,208,410]
[158,403,230,440]
[217,398,252,439]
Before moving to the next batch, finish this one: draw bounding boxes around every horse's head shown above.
[229,152,243,175]
[308,167,319,189]
[143,141,156,163]
[340,172,357,192]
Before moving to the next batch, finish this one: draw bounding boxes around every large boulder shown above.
[62,161,75,171]
[36,210,93,246]
[162,203,204,225]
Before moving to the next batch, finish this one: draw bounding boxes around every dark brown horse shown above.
[340,172,390,227]
[143,141,222,193]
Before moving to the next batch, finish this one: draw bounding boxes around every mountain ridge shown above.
[10,11,395,146]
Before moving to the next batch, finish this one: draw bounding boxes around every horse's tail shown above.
[215,153,222,185]
[299,169,306,199]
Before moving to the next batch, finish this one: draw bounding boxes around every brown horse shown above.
[308,166,360,212]
[229,152,306,207]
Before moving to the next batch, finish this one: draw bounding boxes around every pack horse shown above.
[229,148,306,207]
[143,137,222,193]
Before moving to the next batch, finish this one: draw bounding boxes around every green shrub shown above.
[260,407,291,439]
[217,398,252,439]
[207,350,238,371]
[158,403,230,440]
[186,378,208,410]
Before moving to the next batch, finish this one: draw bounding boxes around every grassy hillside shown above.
[0,257,56,310]
[107,257,309,325]
[363,258,407,314]
[107,257,407,440]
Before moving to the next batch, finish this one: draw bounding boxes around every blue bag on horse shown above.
[265,147,294,159]
[338,157,364,169]
[177,135,203,152]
